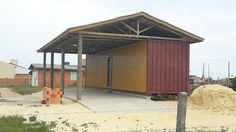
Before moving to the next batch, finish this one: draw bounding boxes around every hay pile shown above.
[189,85,236,111]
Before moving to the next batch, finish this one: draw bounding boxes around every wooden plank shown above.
[83,34,142,41]
[50,52,54,89]
[43,52,46,87]
[77,34,83,100]
[61,48,65,94]
[83,38,135,43]
[80,31,187,42]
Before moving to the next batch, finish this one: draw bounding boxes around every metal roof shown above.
[37,12,204,54]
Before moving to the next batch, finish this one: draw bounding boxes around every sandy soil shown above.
[189,84,236,112]
[1,87,236,131]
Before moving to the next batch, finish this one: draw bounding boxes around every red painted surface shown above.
[37,70,76,88]
[147,39,190,95]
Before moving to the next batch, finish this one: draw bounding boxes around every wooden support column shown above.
[61,48,65,94]
[50,52,54,89]
[43,52,46,87]
[76,34,83,100]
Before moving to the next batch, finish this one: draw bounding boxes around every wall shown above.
[0,60,14,78]
[37,69,77,88]
[86,55,108,88]
[0,76,29,87]
[86,41,147,93]
[147,39,189,95]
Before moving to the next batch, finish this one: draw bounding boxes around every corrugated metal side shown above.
[86,41,147,93]
[86,54,108,88]
[147,39,189,95]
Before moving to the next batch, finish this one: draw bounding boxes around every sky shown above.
[0,0,236,79]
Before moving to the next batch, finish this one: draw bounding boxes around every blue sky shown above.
[0,0,236,79]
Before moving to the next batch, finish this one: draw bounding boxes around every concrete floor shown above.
[64,88,176,113]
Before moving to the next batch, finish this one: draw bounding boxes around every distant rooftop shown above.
[0,59,30,75]
[29,63,79,71]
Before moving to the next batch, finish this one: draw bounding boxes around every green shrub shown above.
[29,115,37,122]
[11,87,41,95]
[0,115,56,132]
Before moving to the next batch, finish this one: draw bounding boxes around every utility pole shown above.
[228,61,231,86]
[208,64,210,84]
[202,63,205,82]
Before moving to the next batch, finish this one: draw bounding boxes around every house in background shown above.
[189,75,204,88]
[9,59,30,78]
[0,59,30,86]
[0,60,15,78]
[29,63,84,88]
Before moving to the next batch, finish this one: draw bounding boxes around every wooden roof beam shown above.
[82,34,143,41]
[80,31,188,42]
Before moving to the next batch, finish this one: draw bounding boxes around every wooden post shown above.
[43,52,46,87]
[176,92,188,132]
[77,34,83,100]
[50,52,54,89]
[61,48,65,94]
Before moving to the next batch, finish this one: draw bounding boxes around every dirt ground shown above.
[0,87,236,131]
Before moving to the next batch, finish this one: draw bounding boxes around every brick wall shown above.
[37,70,77,88]
[0,77,29,87]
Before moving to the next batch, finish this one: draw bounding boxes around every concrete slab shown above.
[64,88,176,113]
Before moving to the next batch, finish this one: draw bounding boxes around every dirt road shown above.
[0,87,236,131]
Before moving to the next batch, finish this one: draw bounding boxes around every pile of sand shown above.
[189,84,236,110]
[0,87,21,98]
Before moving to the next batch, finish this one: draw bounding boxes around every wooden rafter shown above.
[139,26,153,34]
[121,21,137,34]
[113,25,128,34]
